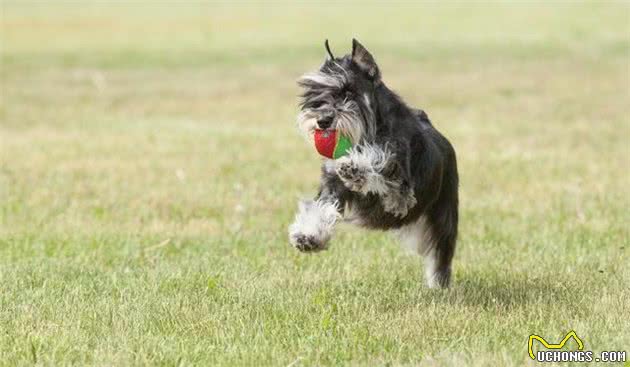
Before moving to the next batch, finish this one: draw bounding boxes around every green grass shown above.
[1,2,629,366]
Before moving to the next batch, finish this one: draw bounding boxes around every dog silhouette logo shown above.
[528,330,584,360]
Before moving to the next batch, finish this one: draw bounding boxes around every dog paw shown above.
[288,199,338,253]
[382,189,417,218]
[335,157,367,193]
[290,233,328,252]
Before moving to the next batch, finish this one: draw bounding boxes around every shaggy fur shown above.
[289,39,459,288]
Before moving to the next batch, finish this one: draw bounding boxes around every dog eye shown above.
[310,101,325,109]
[345,90,355,98]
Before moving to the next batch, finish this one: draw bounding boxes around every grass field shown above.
[1,2,629,366]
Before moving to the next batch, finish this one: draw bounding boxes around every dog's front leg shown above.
[335,143,416,217]
[288,167,348,252]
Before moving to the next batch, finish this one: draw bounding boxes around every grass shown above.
[1,2,629,366]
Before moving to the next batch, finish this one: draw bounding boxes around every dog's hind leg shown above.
[397,204,457,288]
[424,185,458,288]
[415,144,459,288]
[424,213,457,288]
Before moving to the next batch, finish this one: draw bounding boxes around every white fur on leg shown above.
[336,143,395,195]
[424,249,442,289]
[395,215,446,288]
[396,215,434,255]
[288,199,340,251]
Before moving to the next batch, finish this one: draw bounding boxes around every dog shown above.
[288,39,459,288]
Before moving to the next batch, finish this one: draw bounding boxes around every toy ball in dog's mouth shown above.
[314,129,352,159]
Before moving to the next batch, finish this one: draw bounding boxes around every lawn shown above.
[1,2,629,366]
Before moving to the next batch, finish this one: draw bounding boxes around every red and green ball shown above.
[314,129,352,159]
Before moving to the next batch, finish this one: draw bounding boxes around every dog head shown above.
[297,39,381,145]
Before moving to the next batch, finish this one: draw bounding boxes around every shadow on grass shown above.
[429,268,582,312]
[306,265,585,316]
[234,262,587,326]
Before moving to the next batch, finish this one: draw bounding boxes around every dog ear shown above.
[324,39,335,60]
[351,38,380,80]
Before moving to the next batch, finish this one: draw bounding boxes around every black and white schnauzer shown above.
[288,39,459,288]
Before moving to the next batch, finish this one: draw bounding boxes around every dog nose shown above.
[317,117,333,129]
